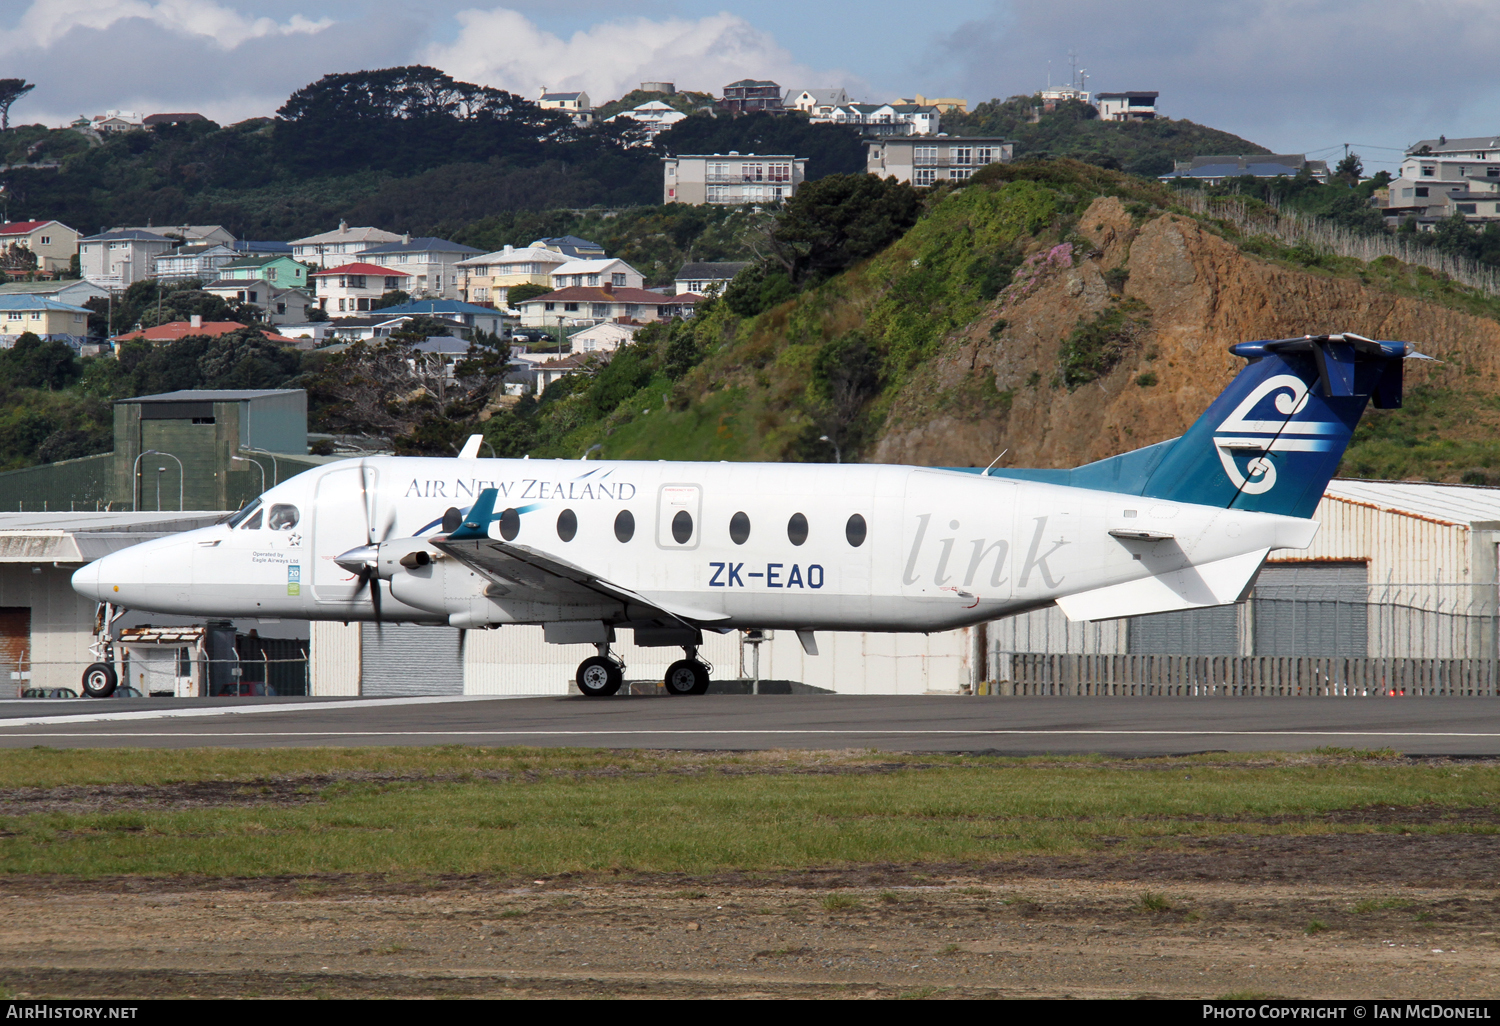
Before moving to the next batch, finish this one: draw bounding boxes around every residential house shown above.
[787,88,849,116]
[896,95,968,114]
[1096,91,1158,121]
[548,258,645,291]
[604,100,687,142]
[812,103,939,136]
[456,245,570,307]
[516,284,698,329]
[231,241,294,256]
[719,80,783,114]
[1039,85,1091,111]
[143,113,207,128]
[310,262,410,315]
[867,137,1013,186]
[325,314,471,342]
[200,278,313,324]
[674,261,748,294]
[663,153,807,205]
[535,351,596,393]
[90,110,142,133]
[0,220,81,273]
[111,317,298,344]
[0,279,108,308]
[290,221,403,268]
[371,299,507,337]
[151,242,239,283]
[114,224,235,247]
[1159,154,1329,187]
[0,296,90,347]
[217,254,311,291]
[354,237,482,300]
[538,91,593,125]
[1378,175,1500,228]
[1398,136,1500,185]
[532,236,607,259]
[78,230,175,288]
[569,321,639,354]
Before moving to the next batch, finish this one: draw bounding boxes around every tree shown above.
[1,332,79,390]
[1334,150,1364,185]
[372,289,409,310]
[0,80,35,132]
[506,282,553,306]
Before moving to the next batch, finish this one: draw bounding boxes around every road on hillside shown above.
[0,694,1498,755]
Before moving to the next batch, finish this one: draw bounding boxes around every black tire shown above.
[576,656,622,697]
[664,659,711,696]
[81,662,117,699]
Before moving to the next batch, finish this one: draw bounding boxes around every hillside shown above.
[491,161,1500,484]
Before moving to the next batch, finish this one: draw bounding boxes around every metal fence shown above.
[6,653,310,699]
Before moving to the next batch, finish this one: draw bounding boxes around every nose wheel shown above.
[576,642,624,697]
[664,647,712,696]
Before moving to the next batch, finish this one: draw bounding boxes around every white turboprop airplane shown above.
[72,334,1417,697]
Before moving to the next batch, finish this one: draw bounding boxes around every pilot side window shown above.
[267,504,300,530]
[240,509,263,530]
[226,499,261,528]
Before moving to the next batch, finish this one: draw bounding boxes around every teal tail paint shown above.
[967,333,1416,519]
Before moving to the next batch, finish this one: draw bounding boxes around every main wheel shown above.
[576,656,622,697]
[664,659,711,696]
[81,662,117,699]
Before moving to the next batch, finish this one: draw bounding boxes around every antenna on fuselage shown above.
[982,449,1009,476]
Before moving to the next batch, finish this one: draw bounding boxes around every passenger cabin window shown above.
[614,509,635,542]
[557,508,578,542]
[729,511,751,544]
[240,509,263,530]
[845,513,867,547]
[671,510,693,544]
[787,512,808,546]
[499,507,521,541]
[267,504,299,530]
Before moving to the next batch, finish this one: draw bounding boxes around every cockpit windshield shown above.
[224,499,262,528]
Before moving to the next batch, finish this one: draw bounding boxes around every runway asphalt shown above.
[1,693,1499,755]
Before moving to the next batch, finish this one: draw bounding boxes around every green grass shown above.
[0,747,1497,878]
[820,894,861,911]
[1138,891,1173,913]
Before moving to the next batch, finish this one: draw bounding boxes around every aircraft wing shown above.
[429,534,730,625]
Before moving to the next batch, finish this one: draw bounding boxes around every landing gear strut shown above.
[664,647,712,696]
[576,641,625,697]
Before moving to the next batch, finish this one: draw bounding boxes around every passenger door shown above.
[311,464,376,603]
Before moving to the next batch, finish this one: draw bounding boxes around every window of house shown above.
[275,303,286,315]
[952,147,973,165]
[338,299,347,312]
[914,168,937,186]
[587,274,600,286]
[267,267,277,281]
[1416,187,1429,197]
[39,236,48,245]
[1422,165,1435,176]
[356,298,371,311]
[1489,168,1500,177]
[625,304,641,318]
[914,145,937,164]
[544,302,555,311]
[564,302,579,312]
[611,272,626,286]
[1458,203,1477,214]
[384,277,398,289]
[351,275,366,289]
[591,303,608,318]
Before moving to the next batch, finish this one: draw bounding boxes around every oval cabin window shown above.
[614,509,635,542]
[499,507,521,541]
[787,512,808,546]
[557,508,577,542]
[729,511,751,545]
[671,510,693,544]
[845,513,867,547]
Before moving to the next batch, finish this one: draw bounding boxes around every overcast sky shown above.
[5,1,1497,173]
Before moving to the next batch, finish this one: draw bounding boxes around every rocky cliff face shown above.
[872,197,1500,470]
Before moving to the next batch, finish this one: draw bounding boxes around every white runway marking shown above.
[0,728,1497,739]
[0,694,542,728]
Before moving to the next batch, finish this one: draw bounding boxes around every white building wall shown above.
[310,620,361,695]
[5,566,98,692]
[1277,494,1472,585]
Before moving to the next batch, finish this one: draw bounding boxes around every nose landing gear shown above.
[576,642,625,697]
[664,647,712,696]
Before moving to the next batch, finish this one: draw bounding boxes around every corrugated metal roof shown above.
[1324,480,1500,526]
[120,388,300,403]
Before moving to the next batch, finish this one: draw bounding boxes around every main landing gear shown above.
[574,644,713,697]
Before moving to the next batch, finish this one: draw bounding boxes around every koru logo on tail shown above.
[1212,375,1339,494]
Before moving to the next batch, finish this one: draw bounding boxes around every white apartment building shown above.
[812,103,939,136]
[1096,91,1158,121]
[663,153,808,206]
[310,262,410,314]
[603,100,686,141]
[151,242,239,283]
[456,245,570,307]
[548,258,644,291]
[867,136,1014,186]
[291,221,403,268]
[539,91,593,125]
[355,236,482,300]
[78,229,175,288]
[1399,136,1500,183]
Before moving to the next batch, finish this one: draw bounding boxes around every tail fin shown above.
[1139,334,1412,518]
[446,487,499,540]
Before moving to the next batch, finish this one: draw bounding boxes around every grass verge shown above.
[0,747,1497,878]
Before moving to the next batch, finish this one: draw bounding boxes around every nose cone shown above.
[71,560,103,601]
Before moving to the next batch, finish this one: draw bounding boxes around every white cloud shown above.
[424,6,862,102]
[1,0,332,54]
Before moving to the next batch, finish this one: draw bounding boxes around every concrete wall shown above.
[0,564,100,692]
[0,454,114,513]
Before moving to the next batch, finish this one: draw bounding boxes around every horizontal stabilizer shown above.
[1055,548,1270,623]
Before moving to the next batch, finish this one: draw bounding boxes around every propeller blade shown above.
[457,627,466,658]
[370,575,382,622]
